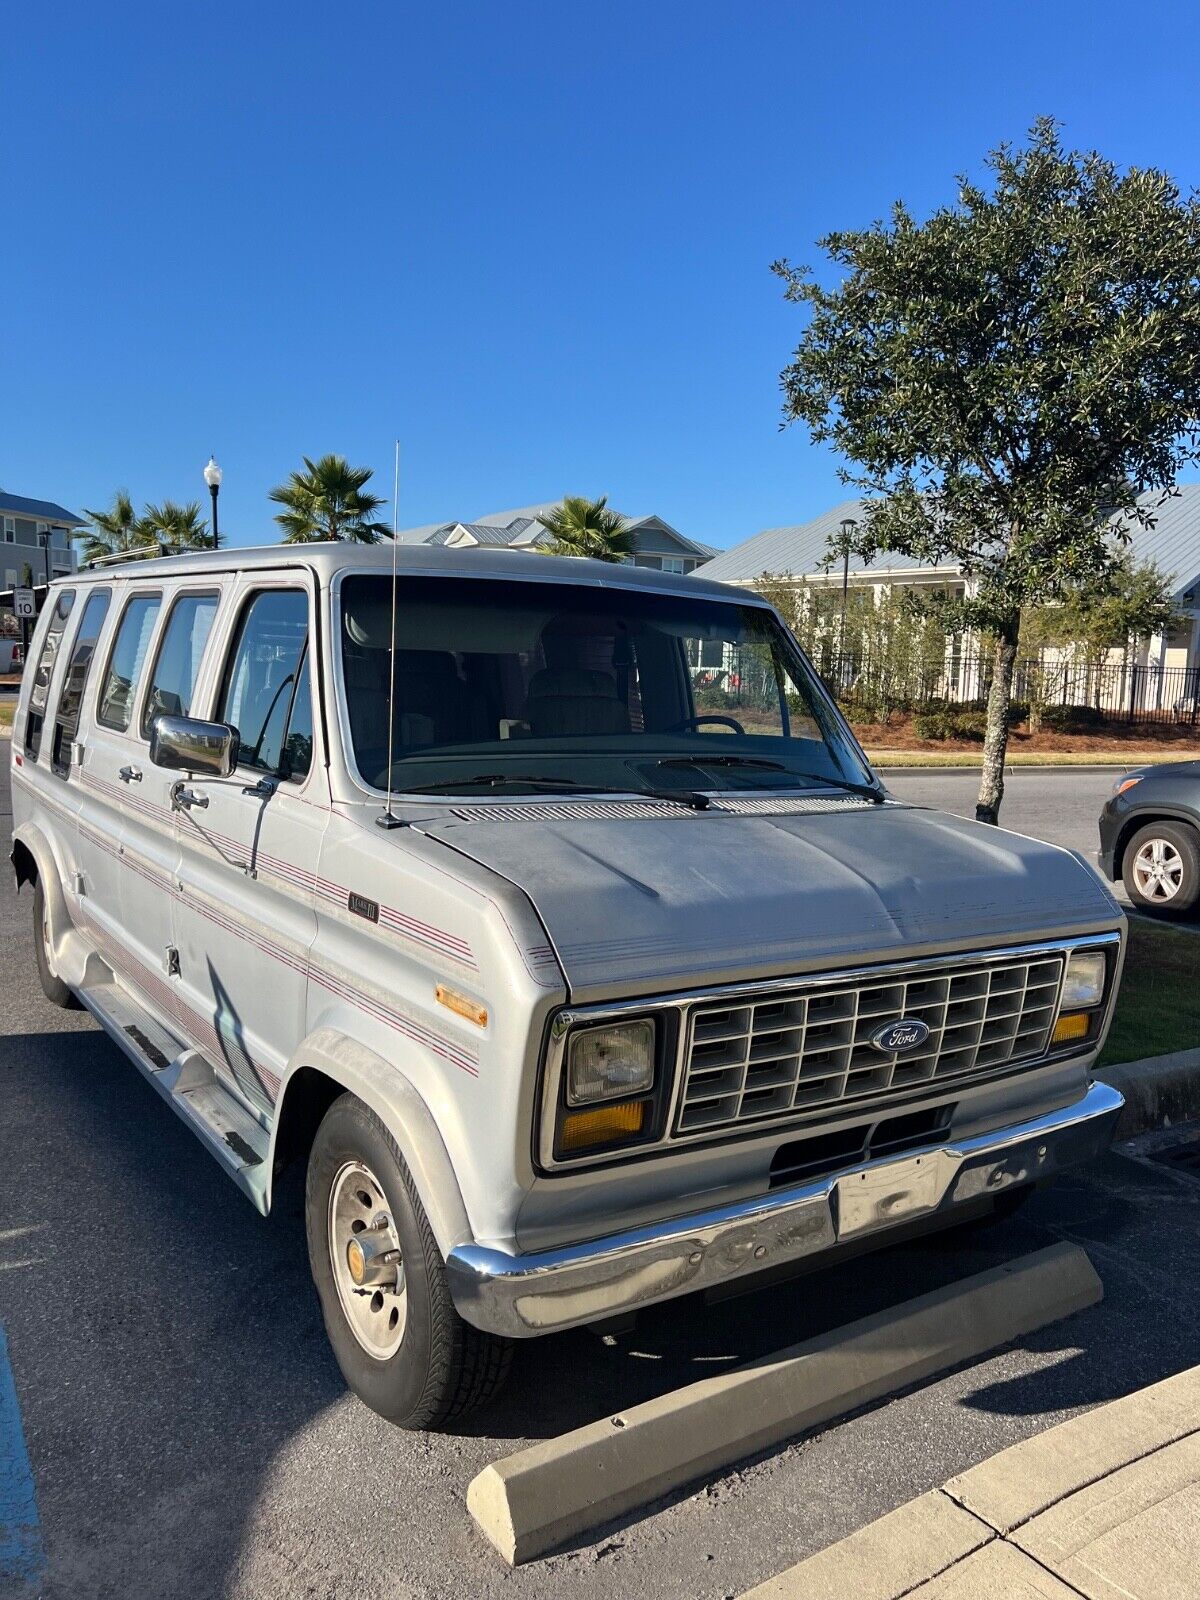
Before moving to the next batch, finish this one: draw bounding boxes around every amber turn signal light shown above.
[1052,1011,1090,1046]
[559,1100,646,1152]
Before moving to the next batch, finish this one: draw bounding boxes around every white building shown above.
[702,490,1200,688]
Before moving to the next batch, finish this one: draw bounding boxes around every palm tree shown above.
[76,490,152,565]
[269,454,392,543]
[536,496,634,562]
[140,499,210,550]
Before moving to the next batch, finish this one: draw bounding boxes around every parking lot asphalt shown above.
[3,763,1200,1600]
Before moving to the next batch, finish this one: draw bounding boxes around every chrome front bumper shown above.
[446,1081,1124,1338]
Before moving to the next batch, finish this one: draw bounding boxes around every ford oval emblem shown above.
[869,1018,931,1054]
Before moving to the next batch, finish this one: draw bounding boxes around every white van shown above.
[10,545,1126,1427]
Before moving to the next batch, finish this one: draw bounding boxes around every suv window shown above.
[24,590,76,758]
[218,590,312,780]
[141,591,220,737]
[97,592,162,733]
[51,588,112,776]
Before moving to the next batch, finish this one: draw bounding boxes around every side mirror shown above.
[149,714,239,778]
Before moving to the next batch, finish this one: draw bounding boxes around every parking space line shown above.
[0,1326,45,1589]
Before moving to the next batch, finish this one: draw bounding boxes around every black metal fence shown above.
[834,653,1200,727]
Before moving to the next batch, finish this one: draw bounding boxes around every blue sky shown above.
[6,0,1200,551]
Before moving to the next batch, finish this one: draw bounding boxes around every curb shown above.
[1098,1048,1200,1137]
[466,1243,1101,1566]
[742,1364,1200,1598]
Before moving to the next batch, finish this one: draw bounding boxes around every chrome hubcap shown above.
[1132,838,1183,903]
[327,1161,407,1359]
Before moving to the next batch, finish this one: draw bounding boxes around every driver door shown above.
[171,579,324,1112]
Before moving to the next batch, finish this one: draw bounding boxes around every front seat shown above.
[393,650,487,746]
[525,667,630,738]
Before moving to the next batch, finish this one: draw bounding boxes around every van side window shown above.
[141,591,220,738]
[51,588,112,777]
[24,590,76,758]
[217,590,312,780]
[97,593,162,733]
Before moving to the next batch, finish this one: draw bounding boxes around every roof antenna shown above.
[376,439,405,830]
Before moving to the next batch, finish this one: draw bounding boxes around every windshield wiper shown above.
[390,773,713,810]
[657,755,884,804]
[657,755,788,771]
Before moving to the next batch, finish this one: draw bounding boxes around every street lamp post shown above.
[204,456,223,549]
[838,516,857,687]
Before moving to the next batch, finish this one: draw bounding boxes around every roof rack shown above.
[80,541,191,570]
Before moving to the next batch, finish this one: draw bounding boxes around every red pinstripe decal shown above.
[77,812,479,1077]
[79,768,480,969]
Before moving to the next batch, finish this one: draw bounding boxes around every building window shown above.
[2,518,13,544]
[661,558,686,574]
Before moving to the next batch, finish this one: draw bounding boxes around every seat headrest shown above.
[527,667,618,701]
[395,650,459,677]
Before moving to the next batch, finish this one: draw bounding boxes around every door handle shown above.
[118,765,143,784]
[171,784,209,811]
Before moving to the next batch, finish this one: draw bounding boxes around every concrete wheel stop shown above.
[467,1241,1102,1565]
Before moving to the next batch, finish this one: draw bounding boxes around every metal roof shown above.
[702,486,1200,599]
[394,505,714,559]
[0,491,84,526]
[61,539,755,602]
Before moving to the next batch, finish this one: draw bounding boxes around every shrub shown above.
[913,707,989,742]
[1039,704,1109,733]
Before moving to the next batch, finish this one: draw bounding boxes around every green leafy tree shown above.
[269,454,391,543]
[774,119,1200,821]
[140,499,210,550]
[1021,556,1182,726]
[76,490,152,564]
[536,495,635,562]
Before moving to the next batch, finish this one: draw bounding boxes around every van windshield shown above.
[338,574,873,797]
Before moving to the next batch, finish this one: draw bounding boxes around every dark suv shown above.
[1099,761,1200,915]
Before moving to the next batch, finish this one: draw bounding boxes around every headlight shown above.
[1061,950,1107,1010]
[1112,774,1143,797]
[566,1019,656,1105]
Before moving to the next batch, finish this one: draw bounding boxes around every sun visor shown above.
[343,593,553,653]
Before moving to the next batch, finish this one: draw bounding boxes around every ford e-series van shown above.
[10,545,1125,1426]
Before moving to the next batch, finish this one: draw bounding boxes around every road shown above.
[2,762,1199,1600]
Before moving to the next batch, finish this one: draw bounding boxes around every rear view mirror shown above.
[149,714,239,778]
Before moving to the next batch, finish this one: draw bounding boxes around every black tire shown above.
[33,880,81,1009]
[305,1093,512,1429]
[1121,820,1200,917]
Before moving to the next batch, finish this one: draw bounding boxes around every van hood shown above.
[414,799,1121,1000]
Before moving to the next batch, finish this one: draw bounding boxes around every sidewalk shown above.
[743,1363,1200,1599]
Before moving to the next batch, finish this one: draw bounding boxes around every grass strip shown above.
[1099,917,1200,1067]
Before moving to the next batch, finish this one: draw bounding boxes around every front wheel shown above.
[305,1093,511,1429]
[1121,821,1200,916]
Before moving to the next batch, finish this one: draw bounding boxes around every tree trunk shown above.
[976,620,1019,825]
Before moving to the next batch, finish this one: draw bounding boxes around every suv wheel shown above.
[1121,821,1200,916]
[305,1093,512,1429]
[33,880,81,1008]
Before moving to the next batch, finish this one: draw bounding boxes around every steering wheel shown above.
[666,714,746,735]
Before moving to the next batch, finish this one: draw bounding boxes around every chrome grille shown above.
[676,952,1065,1136]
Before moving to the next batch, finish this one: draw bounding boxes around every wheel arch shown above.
[11,821,71,947]
[1114,808,1200,879]
[267,1026,472,1258]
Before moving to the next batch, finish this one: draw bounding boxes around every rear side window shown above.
[141,591,220,737]
[217,589,312,780]
[52,588,112,776]
[24,590,75,758]
[97,592,162,733]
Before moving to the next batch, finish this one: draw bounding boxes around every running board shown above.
[77,976,272,1213]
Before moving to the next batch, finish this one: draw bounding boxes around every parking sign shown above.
[13,588,35,619]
